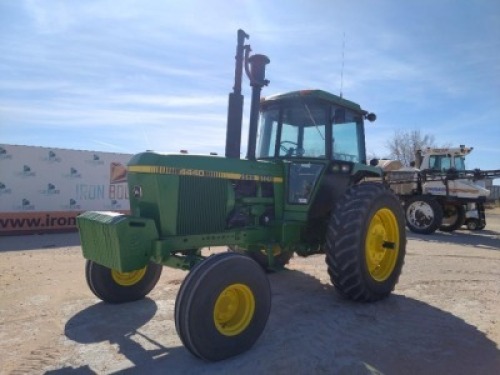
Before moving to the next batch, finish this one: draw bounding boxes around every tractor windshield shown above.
[256,100,366,163]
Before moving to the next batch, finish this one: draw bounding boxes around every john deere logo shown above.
[69,198,81,209]
[85,154,104,166]
[39,183,61,195]
[42,150,62,163]
[105,199,122,209]
[0,182,12,195]
[0,147,12,160]
[15,198,35,211]
[17,165,36,177]
[71,167,81,177]
[62,198,81,210]
[63,167,82,179]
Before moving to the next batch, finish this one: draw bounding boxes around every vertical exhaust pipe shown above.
[225,29,248,159]
[225,29,270,160]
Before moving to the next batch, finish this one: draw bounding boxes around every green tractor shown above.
[77,30,406,361]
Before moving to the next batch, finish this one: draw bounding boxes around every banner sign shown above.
[0,144,132,235]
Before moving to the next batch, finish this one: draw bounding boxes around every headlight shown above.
[133,185,142,198]
[331,162,352,174]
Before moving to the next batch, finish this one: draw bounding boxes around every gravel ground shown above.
[0,209,499,375]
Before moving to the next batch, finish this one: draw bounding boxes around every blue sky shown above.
[1,1,499,179]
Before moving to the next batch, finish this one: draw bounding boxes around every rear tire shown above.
[439,203,465,232]
[325,183,406,302]
[175,253,271,361]
[404,195,443,234]
[85,260,162,303]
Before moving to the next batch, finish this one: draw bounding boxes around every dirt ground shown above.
[1,210,499,375]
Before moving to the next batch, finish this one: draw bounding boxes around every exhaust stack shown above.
[225,30,248,159]
[224,30,270,160]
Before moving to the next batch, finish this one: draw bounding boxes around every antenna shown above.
[340,32,345,98]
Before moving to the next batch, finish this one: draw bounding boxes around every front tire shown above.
[325,183,406,302]
[175,253,271,361]
[85,260,163,303]
[404,195,443,234]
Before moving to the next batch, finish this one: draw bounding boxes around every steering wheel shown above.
[280,141,304,156]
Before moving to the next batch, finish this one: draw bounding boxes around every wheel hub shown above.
[365,208,399,282]
[214,283,255,336]
[407,201,434,228]
[111,267,147,286]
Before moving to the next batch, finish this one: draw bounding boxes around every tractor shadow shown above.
[253,268,500,374]
[63,268,500,375]
[64,298,186,373]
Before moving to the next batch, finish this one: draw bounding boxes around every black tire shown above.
[404,195,443,234]
[85,260,163,304]
[325,183,406,302]
[175,252,271,361]
[465,219,477,230]
[465,219,484,231]
[229,245,293,272]
[439,203,466,232]
[85,260,98,297]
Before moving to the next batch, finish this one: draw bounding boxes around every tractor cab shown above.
[256,90,374,163]
[255,90,377,208]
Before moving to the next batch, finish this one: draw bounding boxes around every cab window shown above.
[333,122,360,162]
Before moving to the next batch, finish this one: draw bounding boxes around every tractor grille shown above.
[177,176,228,235]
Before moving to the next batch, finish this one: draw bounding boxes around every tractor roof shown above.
[262,89,367,114]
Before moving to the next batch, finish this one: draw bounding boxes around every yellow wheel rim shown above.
[111,267,147,286]
[214,283,255,336]
[365,208,400,282]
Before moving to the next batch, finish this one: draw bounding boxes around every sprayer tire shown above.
[85,260,162,304]
[325,183,406,302]
[439,203,466,232]
[175,252,271,361]
[404,195,443,234]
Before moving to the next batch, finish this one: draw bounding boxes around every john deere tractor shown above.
[77,30,406,361]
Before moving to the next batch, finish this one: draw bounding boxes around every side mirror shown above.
[366,113,377,122]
